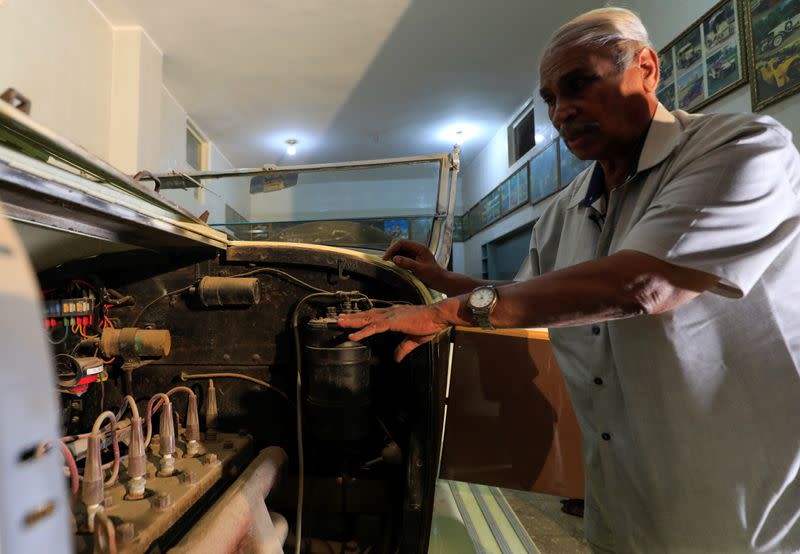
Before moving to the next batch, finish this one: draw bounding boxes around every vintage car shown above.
[757,51,800,88]
[677,42,702,69]
[709,56,737,80]
[767,11,800,49]
[679,77,704,108]
[0,95,460,554]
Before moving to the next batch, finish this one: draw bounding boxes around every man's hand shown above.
[383,240,447,289]
[338,303,454,362]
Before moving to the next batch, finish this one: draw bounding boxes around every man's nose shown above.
[551,97,577,128]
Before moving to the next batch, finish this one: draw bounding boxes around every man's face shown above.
[539,45,657,161]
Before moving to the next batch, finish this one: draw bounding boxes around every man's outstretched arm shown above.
[340,249,719,361]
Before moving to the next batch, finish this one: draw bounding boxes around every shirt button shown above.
[592,326,601,335]
[594,377,603,386]
[601,433,611,441]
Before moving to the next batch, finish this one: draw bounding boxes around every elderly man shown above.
[339,6,800,553]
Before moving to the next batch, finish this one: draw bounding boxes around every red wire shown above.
[70,279,97,292]
[58,440,79,500]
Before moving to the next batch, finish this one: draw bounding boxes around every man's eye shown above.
[565,75,595,95]
[542,95,555,106]
[566,79,586,93]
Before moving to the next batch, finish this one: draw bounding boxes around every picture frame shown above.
[457,160,531,241]
[743,0,800,110]
[657,0,747,112]
[452,215,465,243]
[529,138,560,205]
[558,138,593,189]
[499,164,530,215]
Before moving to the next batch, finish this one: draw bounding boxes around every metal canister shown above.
[303,315,371,441]
[194,276,260,307]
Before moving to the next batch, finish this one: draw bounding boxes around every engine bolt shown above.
[103,494,114,508]
[117,522,135,543]
[204,453,218,465]
[223,440,234,450]
[154,492,172,510]
[182,471,198,485]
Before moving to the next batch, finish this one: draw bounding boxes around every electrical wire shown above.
[69,279,97,292]
[290,291,341,554]
[232,267,330,293]
[93,511,118,554]
[130,284,193,327]
[58,440,79,500]
[91,411,120,486]
[47,325,69,345]
[369,298,412,306]
[180,371,289,402]
[144,393,170,448]
[70,337,98,355]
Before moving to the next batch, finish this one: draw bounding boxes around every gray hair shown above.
[542,7,653,71]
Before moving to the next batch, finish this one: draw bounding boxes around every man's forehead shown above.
[539,45,613,88]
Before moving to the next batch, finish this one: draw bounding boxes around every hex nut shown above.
[204,453,218,465]
[103,494,114,508]
[117,522,135,543]
[182,471,198,485]
[154,492,172,510]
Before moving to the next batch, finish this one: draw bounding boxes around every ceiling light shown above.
[286,139,297,156]
[535,133,545,143]
[440,124,479,146]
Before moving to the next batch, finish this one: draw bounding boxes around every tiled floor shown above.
[501,489,590,553]
[429,480,590,553]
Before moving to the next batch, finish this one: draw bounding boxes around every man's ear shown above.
[638,47,660,93]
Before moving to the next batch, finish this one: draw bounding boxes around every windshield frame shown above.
[152,148,460,266]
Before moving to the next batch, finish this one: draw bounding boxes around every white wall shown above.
[108,27,163,173]
[0,0,113,159]
[455,93,560,276]
[0,0,241,226]
[157,86,250,226]
[455,0,800,277]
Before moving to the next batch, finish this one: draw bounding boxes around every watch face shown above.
[469,287,495,309]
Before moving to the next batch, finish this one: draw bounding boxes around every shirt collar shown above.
[567,103,683,208]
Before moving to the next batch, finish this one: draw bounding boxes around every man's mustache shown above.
[560,121,601,139]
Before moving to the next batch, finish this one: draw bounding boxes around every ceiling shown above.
[92,0,596,169]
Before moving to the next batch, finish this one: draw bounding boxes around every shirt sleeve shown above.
[514,225,541,281]
[619,117,800,298]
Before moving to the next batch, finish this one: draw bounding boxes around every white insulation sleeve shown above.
[169,447,289,554]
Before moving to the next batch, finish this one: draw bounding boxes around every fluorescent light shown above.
[286,139,297,156]
[535,133,545,143]
[440,124,479,146]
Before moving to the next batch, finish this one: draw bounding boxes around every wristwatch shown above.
[467,285,498,330]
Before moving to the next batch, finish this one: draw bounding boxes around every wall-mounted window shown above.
[186,120,207,170]
[507,99,536,166]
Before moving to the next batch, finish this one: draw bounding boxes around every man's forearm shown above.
[430,270,511,297]
[433,250,718,329]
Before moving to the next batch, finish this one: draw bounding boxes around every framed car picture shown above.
[744,0,800,110]
[657,0,747,112]
[558,138,593,189]
[529,139,560,205]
